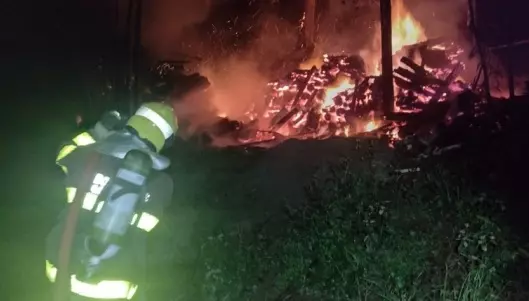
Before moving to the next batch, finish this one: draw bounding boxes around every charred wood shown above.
[429,62,463,104]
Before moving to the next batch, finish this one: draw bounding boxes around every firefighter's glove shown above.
[100,110,126,131]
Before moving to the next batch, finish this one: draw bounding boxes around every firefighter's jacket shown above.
[45,130,173,300]
[55,121,120,173]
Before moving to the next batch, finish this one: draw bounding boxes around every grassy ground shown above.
[147,139,524,301]
[5,107,526,301]
[147,137,394,299]
[6,99,527,301]
[194,164,519,301]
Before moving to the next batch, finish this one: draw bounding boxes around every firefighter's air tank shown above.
[92,149,152,246]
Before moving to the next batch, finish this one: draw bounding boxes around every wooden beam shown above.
[467,0,491,100]
[304,0,316,49]
[489,38,529,50]
[380,0,394,116]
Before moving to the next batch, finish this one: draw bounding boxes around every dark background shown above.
[1,1,118,299]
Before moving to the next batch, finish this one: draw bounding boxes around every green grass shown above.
[190,159,520,301]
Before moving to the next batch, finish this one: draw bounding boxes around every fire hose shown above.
[54,153,101,301]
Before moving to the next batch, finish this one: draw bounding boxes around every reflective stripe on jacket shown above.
[56,131,96,173]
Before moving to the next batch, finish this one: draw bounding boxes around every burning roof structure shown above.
[166,0,488,152]
[202,40,469,148]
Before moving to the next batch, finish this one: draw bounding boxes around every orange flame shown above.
[360,0,426,75]
[323,77,355,108]
[211,0,427,145]
[364,120,379,132]
[391,0,426,54]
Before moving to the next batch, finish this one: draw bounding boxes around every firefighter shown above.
[45,102,177,300]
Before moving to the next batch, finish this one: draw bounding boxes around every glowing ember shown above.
[364,120,379,132]
[323,78,355,108]
[234,37,463,146]
[201,0,468,147]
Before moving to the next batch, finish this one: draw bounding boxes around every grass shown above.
[187,157,520,301]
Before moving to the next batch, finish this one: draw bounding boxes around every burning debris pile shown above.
[206,38,471,149]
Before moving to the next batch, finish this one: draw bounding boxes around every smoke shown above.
[246,13,300,69]
[148,0,494,137]
[315,0,379,54]
[312,0,471,53]
[402,0,480,80]
[300,0,474,75]
[177,11,300,128]
[141,0,212,59]
[404,0,467,40]
[159,8,300,136]
[407,0,529,94]
[198,57,269,121]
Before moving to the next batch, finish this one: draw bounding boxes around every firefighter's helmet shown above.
[126,102,177,152]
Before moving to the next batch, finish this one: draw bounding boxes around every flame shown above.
[198,0,467,148]
[391,0,426,54]
[323,77,355,108]
[361,0,426,75]
[364,120,379,132]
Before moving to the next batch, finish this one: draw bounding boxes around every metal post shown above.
[380,0,394,117]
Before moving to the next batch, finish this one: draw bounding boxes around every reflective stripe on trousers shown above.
[45,260,138,300]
